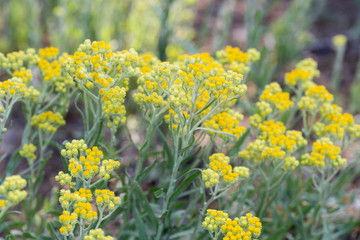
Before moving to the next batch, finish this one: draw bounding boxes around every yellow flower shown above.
[84,229,114,240]
[259,82,293,113]
[332,34,347,48]
[301,138,346,169]
[19,144,37,162]
[30,111,65,133]
[203,110,245,140]
[39,47,59,60]
[0,175,27,210]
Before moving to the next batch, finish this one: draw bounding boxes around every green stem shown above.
[79,219,84,239]
[331,46,345,96]
[95,206,104,229]
[155,130,181,240]
[134,121,157,180]
[0,207,9,222]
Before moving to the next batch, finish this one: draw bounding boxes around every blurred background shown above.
[1,0,360,110]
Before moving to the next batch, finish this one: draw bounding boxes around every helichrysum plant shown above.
[0,175,27,220]
[202,210,262,240]
[56,140,121,238]
[0,37,359,240]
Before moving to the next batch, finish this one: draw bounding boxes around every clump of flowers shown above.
[84,229,114,240]
[202,153,249,188]
[301,138,346,169]
[13,67,32,83]
[37,47,75,94]
[134,51,248,137]
[56,140,121,238]
[259,82,293,114]
[62,40,141,91]
[0,175,27,217]
[0,77,40,136]
[61,40,141,130]
[19,144,37,162]
[295,72,360,143]
[216,46,260,75]
[60,139,88,158]
[30,111,65,133]
[250,82,293,129]
[203,110,246,142]
[99,86,127,128]
[285,58,319,90]
[0,77,39,105]
[0,49,39,71]
[39,46,59,60]
[203,209,262,240]
[239,119,306,170]
[139,54,160,73]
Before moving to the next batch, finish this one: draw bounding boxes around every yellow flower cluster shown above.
[203,110,245,140]
[57,185,120,237]
[255,102,272,118]
[39,46,59,60]
[84,229,114,240]
[316,104,360,140]
[62,39,140,92]
[19,144,37,162]
[38,58,61,82]
[249,114,262,129]
[0,175,27,211]
[240,120,306,169]
[95,189,121,211]
[139,54,160,74]
[68,146,104,180]
[61,139,88,158]
[57,143,121,237]
[202,169,219,188]
[58,189,98,233]
[202,209,228,232]
[203,209,262,240]
[38,50,75,93]
[216,46,260,74]
[169,75,192,109]
[301,138,346,169]
[55,171,72,186]
[297,96,317,111]
[296,79,360,141]
[233,166,250,178]
[0,78,29,99]
[99,86,127,128]
[0,49,39,70]
[58,189,90,209]
[221,213,262,240]
[304,85,333,103]
[13,67,32,83]
[135,50,249,134]
[74,201,98,222]
[163,109,190,132]
[202,153,249,187]
[1,77,40,102]
[259,82,293,113]
[99,159,121,180]
[30,111,65,133]
[285,58,319,89]
[258,120,286,140]
[61,142,120,182]
[133,62,176,110]
[59,211,78,236]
